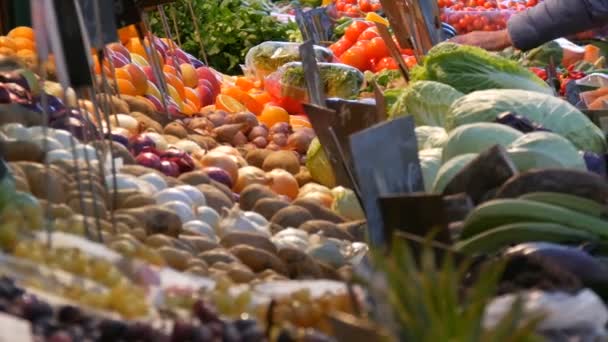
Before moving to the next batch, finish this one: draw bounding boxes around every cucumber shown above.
[520,192,608,218]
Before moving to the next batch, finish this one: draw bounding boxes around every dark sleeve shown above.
[507,0,608,51]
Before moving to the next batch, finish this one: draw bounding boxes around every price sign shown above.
[114,0,142,28]
[79,0,118,47]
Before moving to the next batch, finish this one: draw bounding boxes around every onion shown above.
[159,160,180,177]
[267,168,299,200]
[139,173,167,192]
[299,191,334,208]
[199,151,239,183]
[161,200,195,223]
[211,145,240,157]
[196,206,220,229]
[269,122,290,135]
[71,144,99,161]
[110,114,139,134]
[248,125,269,141]
[110,133,129,147]
[129,135,156,155]
[136,152,162,170]
[243,211,268,227]
[107,173,140,191]
[299,183,333,199]
[203,167,233,188]
[162,148,195,173]
[49,129,74,149]
[32,136,63,152]
[173,140,202,154]
[234,166,270,193]
[174,185,206,207]
[182,220,217,241]
[155,188,193,206]
[2,123,30,140]
[45,149,72,164]
[141,132,167,150]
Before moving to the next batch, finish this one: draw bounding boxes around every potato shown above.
[245,149,273,169]
[186,267,209,277]
[226,263,255,283]
[93,141,135,165]
[164,134,180,144]
[229,245,288,275]
[262,151,300,175]
[145,234,175,248]
[16,162,66,203]
[113,212,139,228]
[198,248,239,265]
[130,112,163,133]
[96,94,129,114]
[278,248,323,279]
[68,197,108,220]
[122,95,155,116]
[295,167,313,187]
[121,194,156,209]
[1,140,44,162]
[252,198,289,221]
[164,122,188,138]
[14,175,30,192]
[115,222,130,234]
[197,184,233,213]
[178,171,211,186]
[210,261,232,271]
[230,112,258,132]
[257,269,289,282]
[339,220,367,242]
[158,246,191,271]
[239,184,276,211]
[293,198,345,224]
[49,203,74,219]
[116,205,182,237]
[179,235,219,253]
[186,258,209,271]
[120,165,163,177]
[271,206,313,229]
[299,220,354,241]
[187,134,217,150]
[211,180,235,202]
[221,232,277,255]
[317,261,341,280]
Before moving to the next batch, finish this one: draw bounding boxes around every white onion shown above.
[243,211,268,227]
[110,114,139,133]
[45,149,72,163]
[139,173,167,192]
[182,220,217,241]
[174,185,206,207]
[155,188,193,206]
[27,126,53,137]
[2,123,30,140]
[195,206,220,229]
[107,174,140,191]
[50,129,74,149]
[141,132,167,150]
[32,136,63,152]
[111,127,132,139]
[173,140,202,154]
[71,144,99,161]
[162,200,195,223]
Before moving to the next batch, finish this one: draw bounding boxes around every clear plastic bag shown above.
[244,41,335,81]
[265,61,363,104]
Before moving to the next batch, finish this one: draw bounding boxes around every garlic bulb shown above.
[219,205,270,237]
[196,206,220,230]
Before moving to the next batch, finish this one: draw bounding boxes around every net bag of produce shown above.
[244,41,335,81]
[264,62,364,114]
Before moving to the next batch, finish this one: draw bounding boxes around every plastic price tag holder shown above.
[442,145,518,205]
[295,7,313,43]
[295,7,333,45]
[372,79,388,121]
[378,0,413,50]
[303,103,357,190]
[299,40,326,107]
[442,193,475,223]
[79,0,119,47]
[52,0,93,89]
[114,0,142,28]
[375,23,410,82]
[349,116,424,246]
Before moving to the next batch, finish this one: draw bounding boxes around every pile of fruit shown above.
[439,0,539,34]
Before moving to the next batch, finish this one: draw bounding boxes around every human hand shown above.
[449,29,513,51]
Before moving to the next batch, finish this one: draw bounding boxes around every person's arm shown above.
[508,0,608,51]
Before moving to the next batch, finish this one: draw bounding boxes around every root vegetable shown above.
[178,170,211,186]
[251,137,268,148]
[262,151,300,175]
[248,126,268,141]
[232,131,247,146]
[187,134,217,150]
[197,184,233,212]
[252,198,289,221]
[145,234,175,248]
[229,245,288,275]
[230,112,258,132]
[214,123,244,143]
[198,248,239,265]
[267,169,299,200]
[287,130,315,154]
[164,122,188,138]
[295,167,313,186]
[116,205,182,237]
[239,184,276,211]
[234,166,270,193]
[269,122,291,135]
[292,198,345,223]
[179,235,219,253]
[186,117,214,131]
[122,194,156,208]
[245,149,273,168]
[338,220,367,242]
[221,232,277,255]
[199,151,239,183]
[203,167,232,189]
[299,220,354,241]
[130,112,163,133]
[271,206,314,229]
[158,246,190,270]
[266,142,280,151]
[271,133,288,147]
[207,112,228,127]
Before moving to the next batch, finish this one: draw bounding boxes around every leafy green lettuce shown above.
[416,126,449,151]
[448,89,607,153]
[388,81,464,126]
[506,131,587,171]
[411,43,553,95]
[419,148,442,192]
[442,123,523,162]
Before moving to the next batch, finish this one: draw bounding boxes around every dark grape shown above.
[171,321,195,342]
[233,318,257,332]
[47,330,72,342]
[57,306,82,324]
[192,325,213,342]
[192,300,219,323]
[222,322,241,342]
[240,326,266,342]
[98,319,129,341]
[22,299,53,322]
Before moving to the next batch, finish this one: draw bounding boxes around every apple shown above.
[196,84,214,107]
[141,66,158,85]
[108,52,129,68]
[173,49,190,65]
[198,79,218,98]
[107,43,131,62]
[195,67,220,93]
[153,37,169,59]
[186,52,205,68]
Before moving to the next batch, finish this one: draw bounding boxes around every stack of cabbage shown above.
[383,43,607,193]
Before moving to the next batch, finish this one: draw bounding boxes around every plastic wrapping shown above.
[441,8,515,34]
[265,62,364,113]
[244,41,335,81]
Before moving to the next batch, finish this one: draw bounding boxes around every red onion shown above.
[129,135,156,155]
[0,85,10,104]
[161,147,187,159]
[203,167,233,188]
[136,152,162,170]
[159,160,180,177]
[109,133,129,147]
[166,155,195,173]
[269,122,291,135]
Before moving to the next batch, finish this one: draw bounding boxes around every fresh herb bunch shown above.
[150,0,298,75]
[370,235,544,342]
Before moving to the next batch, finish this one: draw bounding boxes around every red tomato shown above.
[374,57,398,73]
[340,46,371,71]
[330,37,354,57]
[371,3,382,11]
[358,0,372,12]
[344,21,371,41]
[526,0,538,6]
[401,48,414,56]
[354,40,374,60]
[336,2,346,11]
[368,37,390,60]
[346,0,357,4]
[358,27,380,41]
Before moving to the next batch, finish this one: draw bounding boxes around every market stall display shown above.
[2,0,608,340]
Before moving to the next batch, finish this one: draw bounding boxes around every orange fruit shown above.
[0,36,16,51]
[164,73,185,100]
[222,86,246,101]
[8,27,34,41]
[0,47,15,56]
[125,38,146,57]
[215,95,247,113]
[114,67,132,81]
[290,116,312,129]
[240,93,264,115]
[163,65,178,77]
[125,64,148,95]
[184,87,202,109]
[118,25,138,44]
[259,105,289,127]
[235,76,255,91]
[16,49,35,59]
[249,90,272,107]
[13,37,34,51]
[116,79,138,96]
[182,99,198,116]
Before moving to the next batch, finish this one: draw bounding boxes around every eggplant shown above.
[493,112,551,134]
[504,242,608,298]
